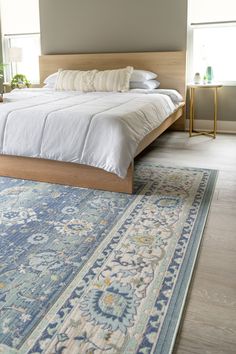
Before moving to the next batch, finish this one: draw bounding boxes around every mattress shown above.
[0,88,183,178]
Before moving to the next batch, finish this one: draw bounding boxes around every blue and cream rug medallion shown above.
[0,163,217,354]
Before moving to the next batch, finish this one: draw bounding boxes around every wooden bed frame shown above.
[0,52,186,193]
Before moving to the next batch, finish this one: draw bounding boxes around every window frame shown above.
[187,21,236,86]
[2,32,41,84]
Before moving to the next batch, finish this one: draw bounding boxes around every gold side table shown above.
[188,84,223,139]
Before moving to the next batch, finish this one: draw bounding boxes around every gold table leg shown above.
[213,87,217,139]
[189,86,219,138]
[189,87,194,137]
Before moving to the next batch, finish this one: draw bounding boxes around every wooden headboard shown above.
[39,51,186,130]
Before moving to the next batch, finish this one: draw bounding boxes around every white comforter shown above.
[1,89,182,178]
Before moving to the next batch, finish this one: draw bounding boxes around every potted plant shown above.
[11,74,30,89]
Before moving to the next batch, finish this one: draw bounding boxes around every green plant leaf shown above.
[11,74,31,89]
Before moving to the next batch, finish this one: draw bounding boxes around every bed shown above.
[0,52,186,193]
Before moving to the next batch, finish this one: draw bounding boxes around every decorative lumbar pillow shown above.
[55,69,98,91]
[55,67,133,92]
[130,69,157,82]
[93,66,133,92]
[130,80,160,90]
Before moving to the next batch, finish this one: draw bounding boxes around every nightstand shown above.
[188,84,223,139]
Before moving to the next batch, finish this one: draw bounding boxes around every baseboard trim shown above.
[185,119,236,134]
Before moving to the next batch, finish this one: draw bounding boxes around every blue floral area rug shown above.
[0,163,217,354]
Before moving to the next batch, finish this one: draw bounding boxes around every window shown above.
[0,0,41,84]
[188,0,236,84]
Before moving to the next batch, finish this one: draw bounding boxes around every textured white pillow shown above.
[55,69,97,91]
[130,80,160,90]
[130,70,157,82]
[93,67,133,92]
[55,67,133,92]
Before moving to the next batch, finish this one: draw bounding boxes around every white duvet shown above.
[1,88,182,178]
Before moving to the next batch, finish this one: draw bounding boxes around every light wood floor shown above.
[138,132,236,354]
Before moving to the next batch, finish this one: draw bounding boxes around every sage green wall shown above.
[39,0,188,54]
[191,87,236,122]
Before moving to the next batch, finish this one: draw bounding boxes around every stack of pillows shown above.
[129,69,160,90]
[44,67,160,92]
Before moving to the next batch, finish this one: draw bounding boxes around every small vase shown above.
[206,66,213,83]
[193,72,201,84]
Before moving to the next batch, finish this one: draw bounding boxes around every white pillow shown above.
[55,67,133,92]
[43,83,55,89]
[130,70,157,82]
[43,72,58,87]
[130,80,160,90]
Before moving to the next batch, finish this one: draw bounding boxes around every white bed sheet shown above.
[1,88,182,178]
